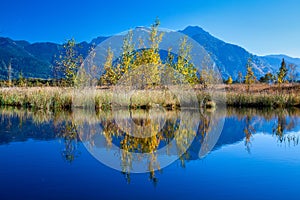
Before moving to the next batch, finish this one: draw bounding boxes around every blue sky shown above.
[0,0,299,57]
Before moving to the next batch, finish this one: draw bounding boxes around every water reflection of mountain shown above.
[0,112,57,144]
[1,108,300,159]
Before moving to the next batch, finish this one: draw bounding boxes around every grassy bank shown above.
[226,92,300,108]
[0,87,73,110]
[224,83,300,108]
[0,84,300,111]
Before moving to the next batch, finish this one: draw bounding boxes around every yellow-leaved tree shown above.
[245,57,256,92]
[174,36,199,84]
[99,19,200,87]
[277,58,288,86]
[226,76,233,85]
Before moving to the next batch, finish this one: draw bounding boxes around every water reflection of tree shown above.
[83,110,168,183]
[116,110,179,184]
[273,111,298,145]
[57,120,80,163]
[229,108,300,149]
[243,115,255,153]
[273,115,286,142]
[176,110,212,168]
[84,110,199,184]
[198,111,211,142]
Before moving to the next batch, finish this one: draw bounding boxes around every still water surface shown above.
[0,108,300,200]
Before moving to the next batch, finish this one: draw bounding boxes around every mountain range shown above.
[0,26,299,80]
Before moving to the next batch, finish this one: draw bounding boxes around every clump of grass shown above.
[0,87,73,111]
[94,90,113,110]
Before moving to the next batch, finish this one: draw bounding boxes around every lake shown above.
[0,107,300,200]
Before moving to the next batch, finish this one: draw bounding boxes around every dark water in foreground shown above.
[0,108,300,200]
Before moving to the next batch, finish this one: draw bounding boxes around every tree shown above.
[225,76,233,85]
[277,58,288,85]
[199,55,216,89]
[259,72,274,83]
[56,38,83,87]
[237,71,243,83]
[132,18,164,87]
[18,71,26,87]
[245,58,256,92]
[120,30,134,75]
[100,47,120,85]
[174,36,198,84]
[288,64,297,84]
[7,59,12,87]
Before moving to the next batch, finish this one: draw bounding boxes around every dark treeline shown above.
[0,78,72,87]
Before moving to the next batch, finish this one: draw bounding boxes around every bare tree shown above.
[288,64,297,84]
[8,59,12,87]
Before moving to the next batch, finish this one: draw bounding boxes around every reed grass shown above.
[226,92,300,108]
[0,87,73,110]
[1,85,300,111]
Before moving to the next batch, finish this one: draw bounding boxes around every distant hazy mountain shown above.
[262,54,300,71]
[0,26,299,80]
[180,26,298,79]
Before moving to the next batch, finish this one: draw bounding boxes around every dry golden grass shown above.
[221,83,300,108]
[0,84,300,110]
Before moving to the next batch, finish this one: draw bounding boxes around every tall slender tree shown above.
[174,36,198,84]
[100,47,119,85]
[245,58,256,92]
[277,58,288,85]
[8,59,12,87]
[56,38,82,86]
[237,71,243,84]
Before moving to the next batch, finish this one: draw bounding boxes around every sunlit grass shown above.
[0,84,300,111]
